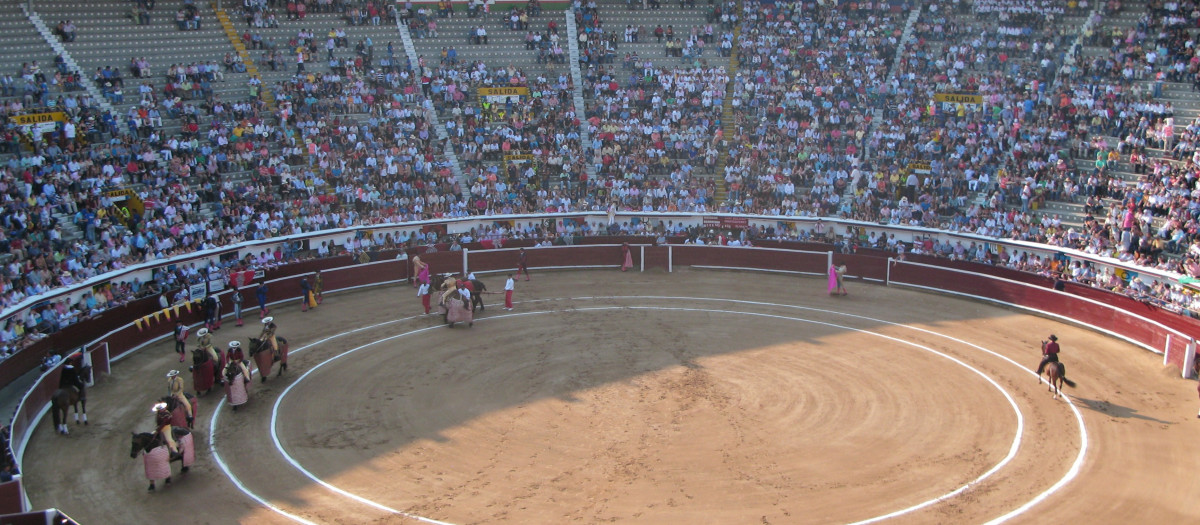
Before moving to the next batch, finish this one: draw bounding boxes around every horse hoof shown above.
[165,477,171,485]
[148,483,155,492]
[181,466,190,473]
[261,377,267,383]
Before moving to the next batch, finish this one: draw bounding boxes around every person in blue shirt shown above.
[256,281,269,318]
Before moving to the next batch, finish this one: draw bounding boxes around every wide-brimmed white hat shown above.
[262,316,274,325]
[229,340,241,348]
[167,370,180,378]
[197,328,209,337]
[151,402,168,413]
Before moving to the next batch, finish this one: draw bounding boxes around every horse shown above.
[159,394,198,429]
[130,427,194,491]
[249,336,289,382]
[1044,361,1076,399]
[50,365,90,435]
[190,347,223,396]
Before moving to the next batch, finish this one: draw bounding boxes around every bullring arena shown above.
[15,242,1200,524]
[1,0,1200,523]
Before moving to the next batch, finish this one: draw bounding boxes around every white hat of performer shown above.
[229,340,241,348]
[167,370,180,378]
[197,328,209,337]
[151,402,168,413]
[262,316,274,325]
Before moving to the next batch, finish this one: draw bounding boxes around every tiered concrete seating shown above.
[37,0,252,123]
[0,2,61,93]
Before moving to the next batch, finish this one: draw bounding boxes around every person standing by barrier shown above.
[231,287,244,326]
[173,321,189,362]
[828,263,848,296]
[300,276,313,312]
[517,248,530,281]
[1036,334,1060,377]
[504,274,515,310]
[256,281,269,318]
[621,242,634,272]
[418,281,432,314]
[413,255,429,288]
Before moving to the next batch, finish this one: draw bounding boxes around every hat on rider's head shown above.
[151,402,168,413]
[167,370,180,378]
[262,316,274,325]
[197,327,209,337]
[229,340,241,348]
[1048,334,1058,341]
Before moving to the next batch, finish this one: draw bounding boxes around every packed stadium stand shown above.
[6,0,1200,516]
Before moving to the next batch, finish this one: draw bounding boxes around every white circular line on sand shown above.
[627,294,1090,525]
[269,302,1024,525]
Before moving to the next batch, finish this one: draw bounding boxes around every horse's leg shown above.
[148,481,156,492]
[80,398,87,424]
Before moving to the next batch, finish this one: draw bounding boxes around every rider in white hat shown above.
[258,317,279,361]
[166,369,193,426]
[152,402,179,455]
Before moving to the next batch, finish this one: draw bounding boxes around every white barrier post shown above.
[1184,338,1197,378]
[640,245,644,272]
[668,245,673,273]
[886,258,893,286]
[1165,333,1173,368]
[462,248,469,276]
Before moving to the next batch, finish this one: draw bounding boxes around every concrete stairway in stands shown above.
[21,5,122,133]
[396,18,468,192]
[565,9,592,181]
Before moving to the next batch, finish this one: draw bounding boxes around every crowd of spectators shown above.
[8,0,1200,356]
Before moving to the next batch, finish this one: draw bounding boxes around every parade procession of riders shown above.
[119,278,299,492]
[121,263,510,491]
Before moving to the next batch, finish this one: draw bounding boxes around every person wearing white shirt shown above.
[503,274,515,310]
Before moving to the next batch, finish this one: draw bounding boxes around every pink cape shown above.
[828,265,838,292]
[143,433,194,480]
[225,368,250,406]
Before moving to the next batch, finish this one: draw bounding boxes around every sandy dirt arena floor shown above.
[19,269,1200,524]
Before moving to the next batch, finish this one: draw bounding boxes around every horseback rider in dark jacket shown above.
[58,353,86,399]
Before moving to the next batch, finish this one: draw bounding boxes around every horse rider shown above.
[258,317,280,361]
[166,370,193,426]
[196,327,214,355]
[58,352,86,398]
[1036,334,1060,377]
[151,402,180,456]
[226,341,251,379]
[439,275,459,304]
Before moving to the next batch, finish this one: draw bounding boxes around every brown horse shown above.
[249,336,289,382]
[1044,361,1076,399]
[50,366,90,435]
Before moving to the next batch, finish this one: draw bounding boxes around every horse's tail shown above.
[1060,364,1076,388]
